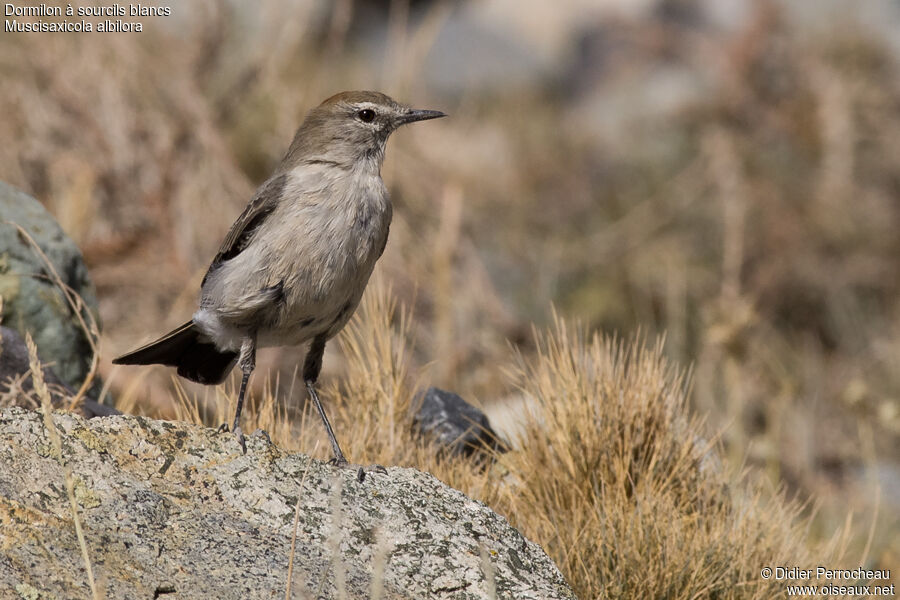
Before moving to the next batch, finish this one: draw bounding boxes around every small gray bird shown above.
[113,91,445,464]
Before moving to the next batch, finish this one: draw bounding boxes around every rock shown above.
[413,387,506,460]
[0,326,119,419]
[0,181,100,393]
[0,407,576,600]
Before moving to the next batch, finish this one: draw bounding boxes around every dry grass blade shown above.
[328,475,347,599]
[27,332,101,600]
[285,459,313,600]
[479,544,497,600]
[369,527,394,600]
[4,221,101,412]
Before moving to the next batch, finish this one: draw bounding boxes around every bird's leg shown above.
[227,333,256,454]
[303,336,347,465]
[303,337,386,481]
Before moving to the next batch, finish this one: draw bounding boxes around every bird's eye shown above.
[357,109,376,123]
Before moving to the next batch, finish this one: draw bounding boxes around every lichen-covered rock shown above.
[0,408,576,600]
[0,181,100,391]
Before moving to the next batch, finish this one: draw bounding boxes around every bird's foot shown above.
[233,426,247,454]
[250,429,272,444]
[326,455,348,468]
[364,464,389,476]
[326,457,387,482]
[215,423,247,454]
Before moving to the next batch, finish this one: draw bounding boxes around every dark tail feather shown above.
[113,321,238,385]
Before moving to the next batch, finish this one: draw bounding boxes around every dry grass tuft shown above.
[482,316,839,598]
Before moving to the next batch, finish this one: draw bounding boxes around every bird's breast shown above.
[263,167,391,336]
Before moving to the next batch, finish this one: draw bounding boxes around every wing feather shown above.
[201,173,288,286]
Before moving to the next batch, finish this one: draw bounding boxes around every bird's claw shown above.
[215,423,246,454]
[250,429,272,444]
[327,456,350,468]
[325,458,387,482]
[234,426,246,454]
[356,464,388,482]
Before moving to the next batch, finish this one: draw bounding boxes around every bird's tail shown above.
[112,321,238,385]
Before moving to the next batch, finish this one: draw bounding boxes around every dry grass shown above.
[490,318,836,599]
[26,332,101,600]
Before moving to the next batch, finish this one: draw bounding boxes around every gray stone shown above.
[0,181,100,392]
[413,387,506,461]
[0,407,576,600]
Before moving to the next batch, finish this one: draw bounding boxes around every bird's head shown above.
[283,91,445,171]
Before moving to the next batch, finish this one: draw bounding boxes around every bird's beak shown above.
[398,109,447,125]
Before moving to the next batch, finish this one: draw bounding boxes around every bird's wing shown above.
[202,173,288,287]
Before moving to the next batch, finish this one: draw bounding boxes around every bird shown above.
[113,91,445,465]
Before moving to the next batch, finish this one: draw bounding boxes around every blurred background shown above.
[1,0,898,576]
